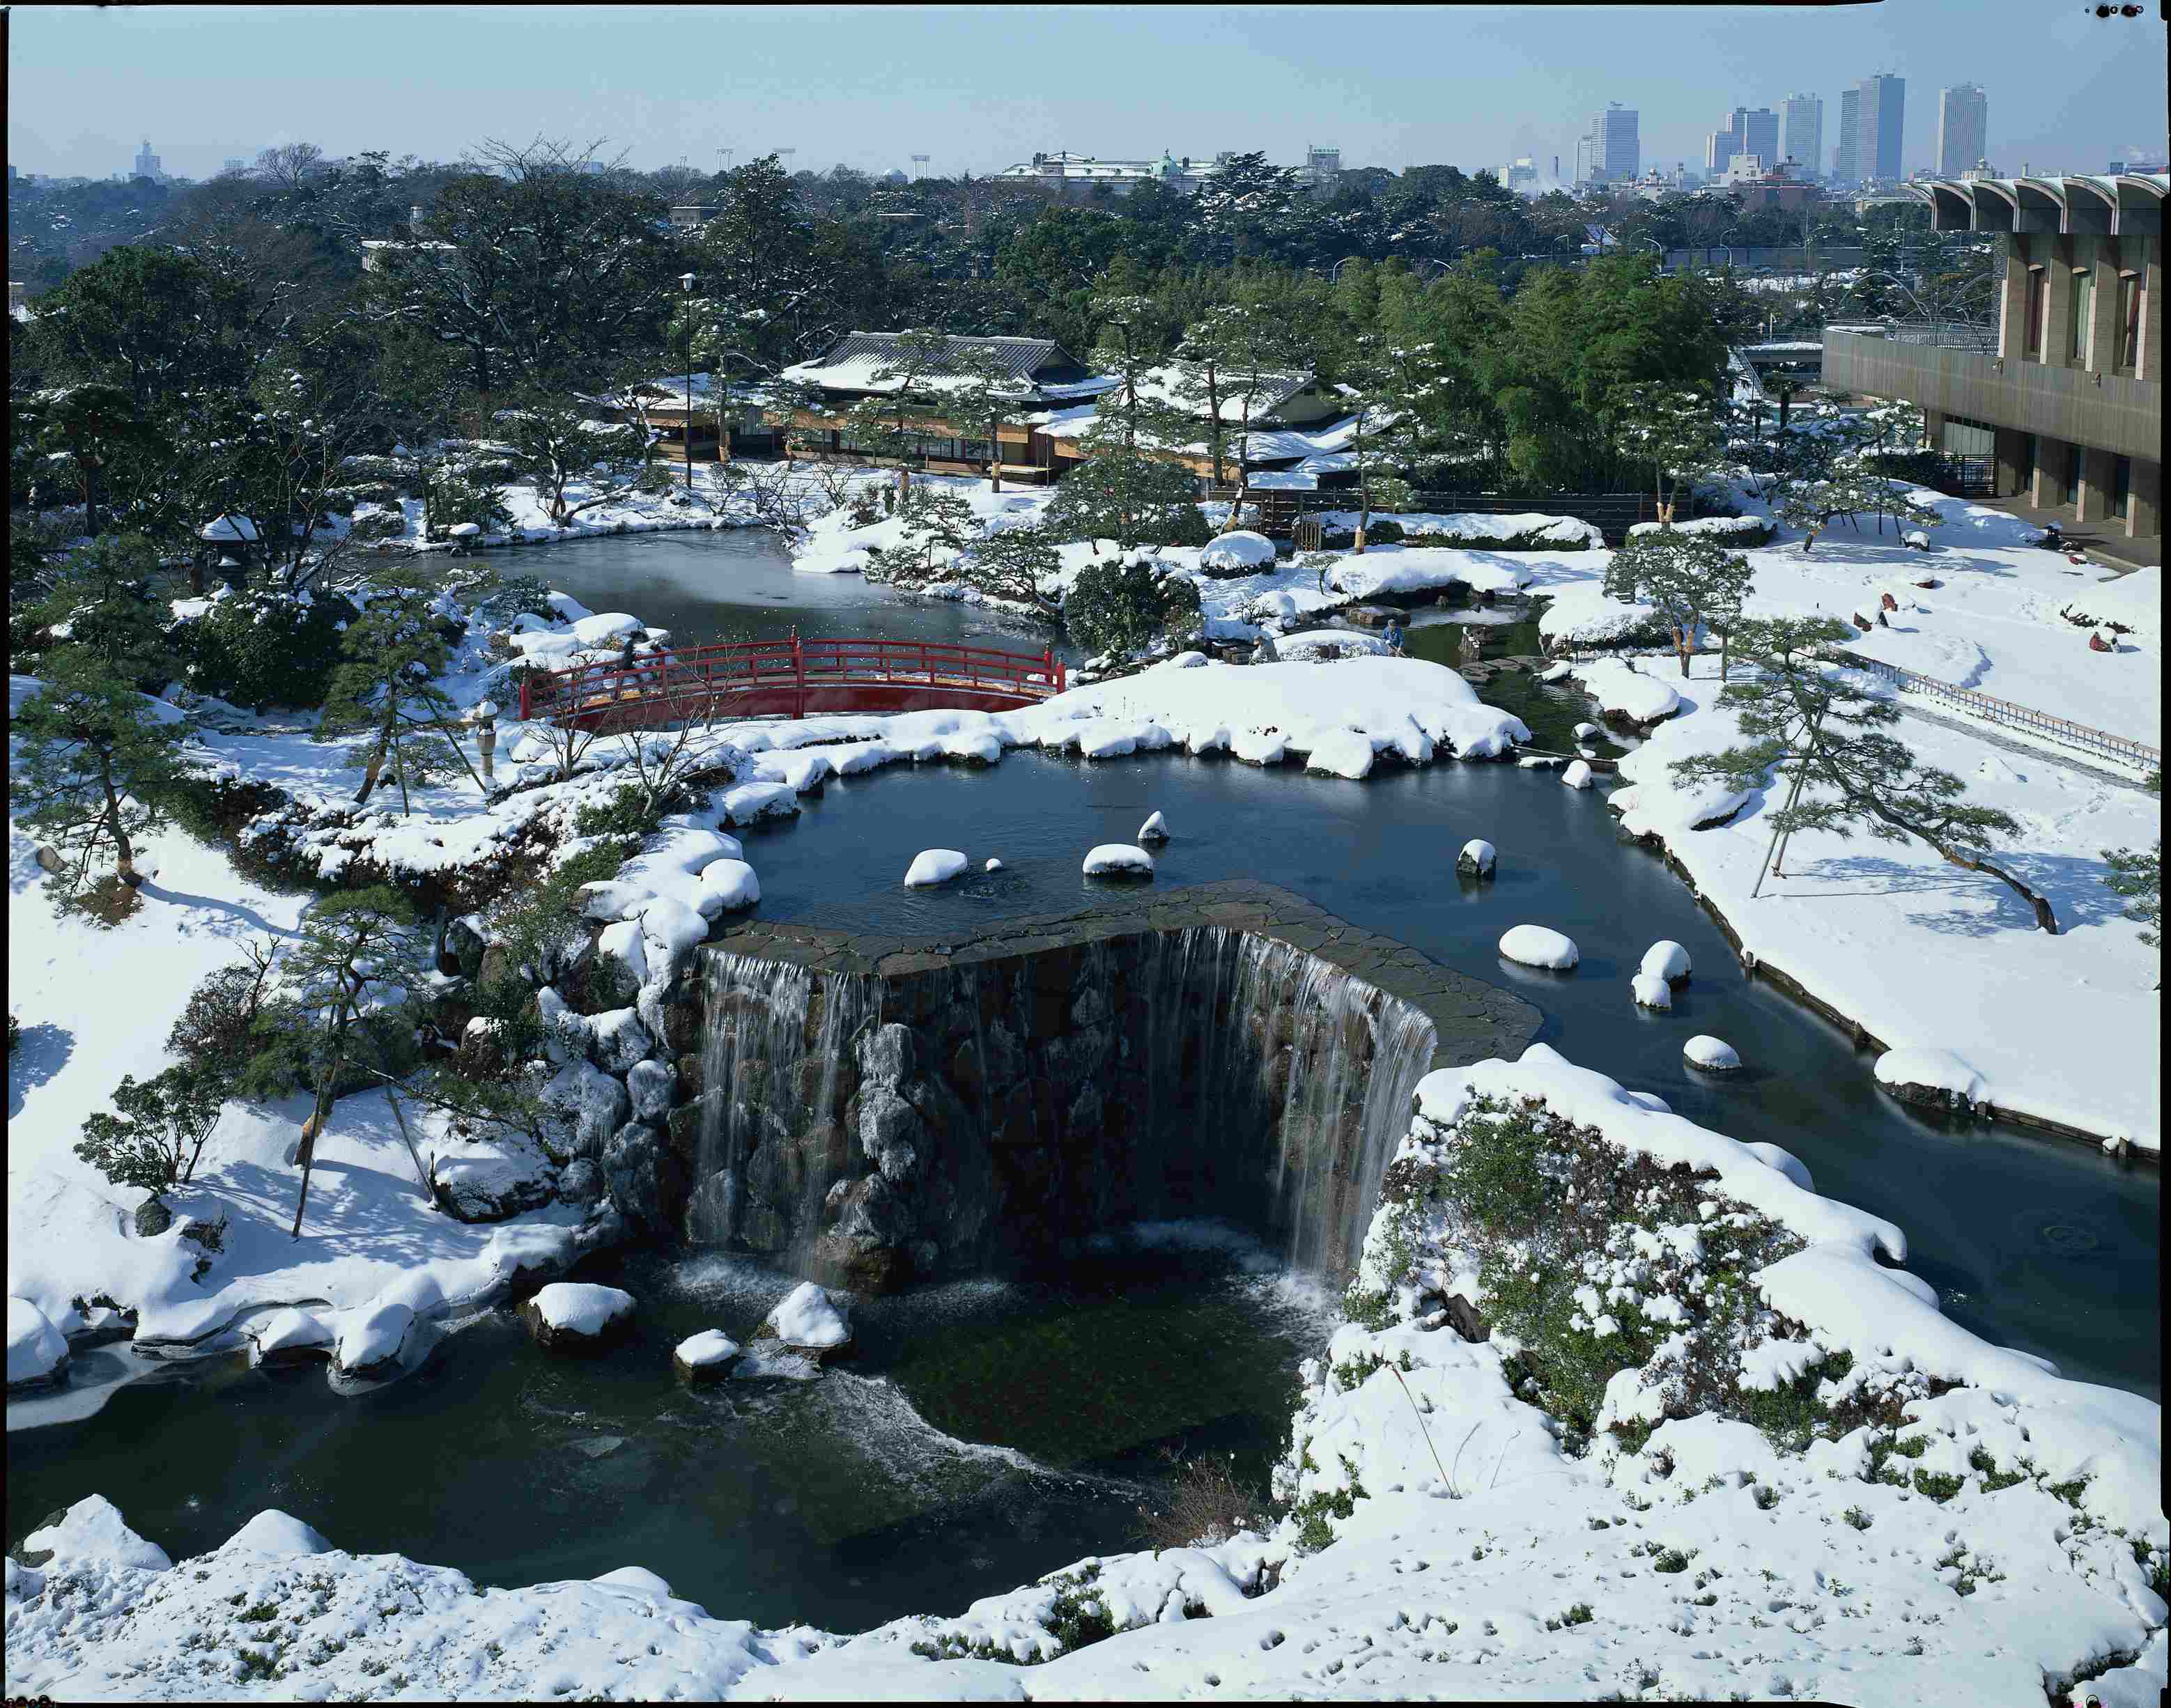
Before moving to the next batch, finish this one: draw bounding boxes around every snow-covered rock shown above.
[523,1282,636,1353]
[1538,660,1573,681]
[431,1135,557,1223]
[334,1302,416,1380]
[672,1329,741,1384]
[1630,971,1674,1011]
[569,612,643,649]
[638,894,709,960]
[1640,940,1692,985]
[626,1058,677,1125]
[596,918,649,988]
[1136,809,1169,844]
[757,1282,853,1362]
[1499,924,1579,970]
[587,1007,655,1076]
[1684,1034,1743,1073]
[541,1059,631,1159]
[247,1307,335,1368]
[6,1297,69,1391]
[1561,759,1594,789]
[718,781,800,825]
[1456,838,1497,877]
[984,856,1003,871]
[1874,1046,1991,1116]
[1327,547,1537,602]
[1197,530,1278,576]
[1582,661,1683,727]
[1741,1140,1815,1193]
[903,848,968,887]
[1304,728,1375,779]
[1082,843,1155,879]
[20,1496,171,1572]
[1573,720,1602,741]
[693,858,760,916]
[222,1511,335,1560]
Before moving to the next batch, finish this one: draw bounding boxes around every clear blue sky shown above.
[8,3,2163,183]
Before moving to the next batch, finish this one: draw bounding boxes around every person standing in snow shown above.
[1251,631,1280,665]
[1383,616,1406,656]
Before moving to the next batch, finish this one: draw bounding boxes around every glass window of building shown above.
[2026,268,2047,356]
[2117,273,2141,371]
[2069,268,2094,366]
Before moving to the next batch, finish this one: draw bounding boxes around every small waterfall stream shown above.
[687,926,1439,1286]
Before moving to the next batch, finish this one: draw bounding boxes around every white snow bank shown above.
[764,1282,849,1349]
[1740,1140,1815,1193]
[1197,530,1277,574]
[1083,843,1155,878]
[1303,727,1375,779]
[22,1496,172,1572]
[1499,924,1578,969]
[903,848,968,887]
[1684,1034,1742,1072]
[1320,508,1602,550]
[1874,1046,1990,1103]
[7,1297,68,1386]
[1575,658,1683,724]
[335,1302,416,1374]
[247,1307,334,1360]
[222,1511,334,1560]
[530,1283,635,1337]
[1326,547,1536,601]
[693,857,760,916]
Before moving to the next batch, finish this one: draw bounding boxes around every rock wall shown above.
[642,882,1540,1292]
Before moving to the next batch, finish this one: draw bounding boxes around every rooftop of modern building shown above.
[1913,171,2165,235]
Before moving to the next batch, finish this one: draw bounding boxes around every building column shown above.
[2141,238,2163,383]
[2074,446,2117,524]
[2039,256,2076,368]
[2128,458,2160,541]
[2031,435,2073,509]
[1922,408,1947,449]
[1995,240,2030,359]
[2086,250,2122,374]
[1993,428,2029,499]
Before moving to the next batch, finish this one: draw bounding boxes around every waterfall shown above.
[687,924,1440,1286]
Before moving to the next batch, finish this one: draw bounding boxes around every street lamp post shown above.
[680,272,696,495]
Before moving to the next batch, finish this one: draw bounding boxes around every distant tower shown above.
[1936,84,1988,178]
[1782,93,1824,180]
[132,138,162,180]
[911,153,931,181]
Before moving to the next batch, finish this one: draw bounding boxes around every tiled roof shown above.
[781,332,1089,394]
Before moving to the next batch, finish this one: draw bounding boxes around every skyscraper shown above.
[1856,73,1905,183]
[132,139,162,181]
[1707,107,1778,176]
[1937,83,1988,177]
[1834,87,1861,182]
[1580,103,1638,185]
[1782,93,1823,177]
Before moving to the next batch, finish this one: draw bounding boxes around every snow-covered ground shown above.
[8,1048,2162,1705]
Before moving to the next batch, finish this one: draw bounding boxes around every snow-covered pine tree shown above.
[1601,527,1756,678]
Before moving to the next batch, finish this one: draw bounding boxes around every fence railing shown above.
[1843,654,2161,770]
[1867,320,2000,351]
[519,635,1066,726]
[1209,487,1676,545]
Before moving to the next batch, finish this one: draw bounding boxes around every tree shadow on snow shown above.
[8,1022,76,1119]
[133,880,304,942]
[1782,850,2137,938]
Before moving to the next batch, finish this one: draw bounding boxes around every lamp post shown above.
[679,272,696,494]
[467,699,500,788]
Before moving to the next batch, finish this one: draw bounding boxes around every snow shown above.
[1572,658,1683,724]
[1135,809,1168,844]
[1874,1046,1990,1103]
[1630,970,1674,1010]
[1326,546,1537,602]
[1320,508,1604,550]
[1303,727,1376,779]
[1740,1141,1815,1193]
[1573,720,1602,740]
[1082,843,1155,878]
[674,1329,741,1369]
[334,1302,415,1374]
[1561,758,1594,789]
[1196,530,1277,574]
[1499,924,1579,969]
[904,848,969,887]
[530,1282,635,1337]
[984,857,1003,871]
[693,857,760,915]
[247,1307,334,1360]
[22,1495,172,1572]
[1457,837,1496,875]
[1640,940,1693,982]
[7,1297,68,1386]
[764,1281,849,1349]
[1684,1034,1743,1073]
[222,1511,334,1560]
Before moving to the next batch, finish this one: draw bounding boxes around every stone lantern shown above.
[468,699,500,786]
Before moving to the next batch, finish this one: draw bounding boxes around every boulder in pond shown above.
[754,1280,854,1362]
[1683,1035,1742,1074]
[6,1297,69,1394]
[1457,839,1497,878]
[1499,924,1579,970]
[1640,941,1692,986]
[523,1282,636,1354]
[672,1329,741,1384]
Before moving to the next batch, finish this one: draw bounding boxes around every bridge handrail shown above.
[517,633,1066,722]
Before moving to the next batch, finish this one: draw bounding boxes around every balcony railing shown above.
[1863,320,1999,351]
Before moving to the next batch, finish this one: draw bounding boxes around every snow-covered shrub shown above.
[467,573,559,629]
[1063,555,1204,660]
[426,470,515,541]
[175,590,359,711]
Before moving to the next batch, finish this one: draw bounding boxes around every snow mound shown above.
[693,858,760,916]
[569,612,644,648]
[530,1283,635,1337]
[1573,720,1601,741]
[1538,660,1573,682]
[1197,530,1278,575]
[1874,1047,1990,1109]
[673,1330,741,1372]
[764,1281,849,1350]
[248,1307,334,1361]
[1561,759,1593,789]
[591,1565,677,1599]
[221,1511,335,1560]
[902,848,968,888]
[1457,838,1496,876]
[984,857,1003,871]
[1740,1140,1815,1193]
[7,1296,68,1387]
[1499,924,1579,970]
[1168,650,1209,668]
[1684,1034,1742,1073]
[22,1496,171,1572]
[1136,809,1169,844]
[1579,659,1683,725]
[1083,843,1155,878]
[1304,728,1375,779]
[1327,548,1536,602]
[1640,940,1692,983]
[1630,971,1674,1011]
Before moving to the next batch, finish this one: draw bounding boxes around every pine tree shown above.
[1601,528,1756,678]
[314,582,484,811]
[32,534,171,688]
[1671,616,2059,931]
[845,327,955,499]
[13,646,194,903]
[2101,770,2161,954]
[497,390,658,525]
[1777,468,1942,552]
[959,525,1063,615]
[75,1063,228,1200]
[1044,443,1207,553]
[1610,382,1725,525]
[862,485,978,584]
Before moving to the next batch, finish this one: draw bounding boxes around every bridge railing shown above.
[518,635,1066,725]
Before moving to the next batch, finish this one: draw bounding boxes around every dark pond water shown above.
[6,1232,1332,1631]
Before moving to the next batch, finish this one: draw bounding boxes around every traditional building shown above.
[1821,173,2163,543]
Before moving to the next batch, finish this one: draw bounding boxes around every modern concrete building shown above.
[1782,94,1824,180]
[1821,173,2164,543]
[1580,103,1638,186]
[992,151,1221,200]
[1853,74,1906,185]
[1937,84,1988,179]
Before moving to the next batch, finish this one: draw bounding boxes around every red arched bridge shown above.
[517,634,1068,731]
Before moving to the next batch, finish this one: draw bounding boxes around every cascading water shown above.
[686,926,1440,1287]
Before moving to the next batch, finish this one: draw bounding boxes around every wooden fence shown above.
[1845,655,2161,770]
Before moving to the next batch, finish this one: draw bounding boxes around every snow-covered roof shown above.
[779,332,1105,400]
[1133,363,1321,423]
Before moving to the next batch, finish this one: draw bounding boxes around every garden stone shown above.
[627,1057,677,1124]
[132,1198,173,1239]
[555,1158,605,1208]
[602,1124,684,1241]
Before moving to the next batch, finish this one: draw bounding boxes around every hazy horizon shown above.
[8,3,2165,185]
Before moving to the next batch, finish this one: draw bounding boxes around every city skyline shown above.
[7,4,2161,187]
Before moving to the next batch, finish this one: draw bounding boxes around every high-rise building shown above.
[132,139,162,181]
[222,157,247,175]
[1834,87,1862,182]
[1937,83,1988,178]
[1596,102,1639,182]
[1782,93,1823,178]
[1855,73,1905,183]
[1707,107,1776,176]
